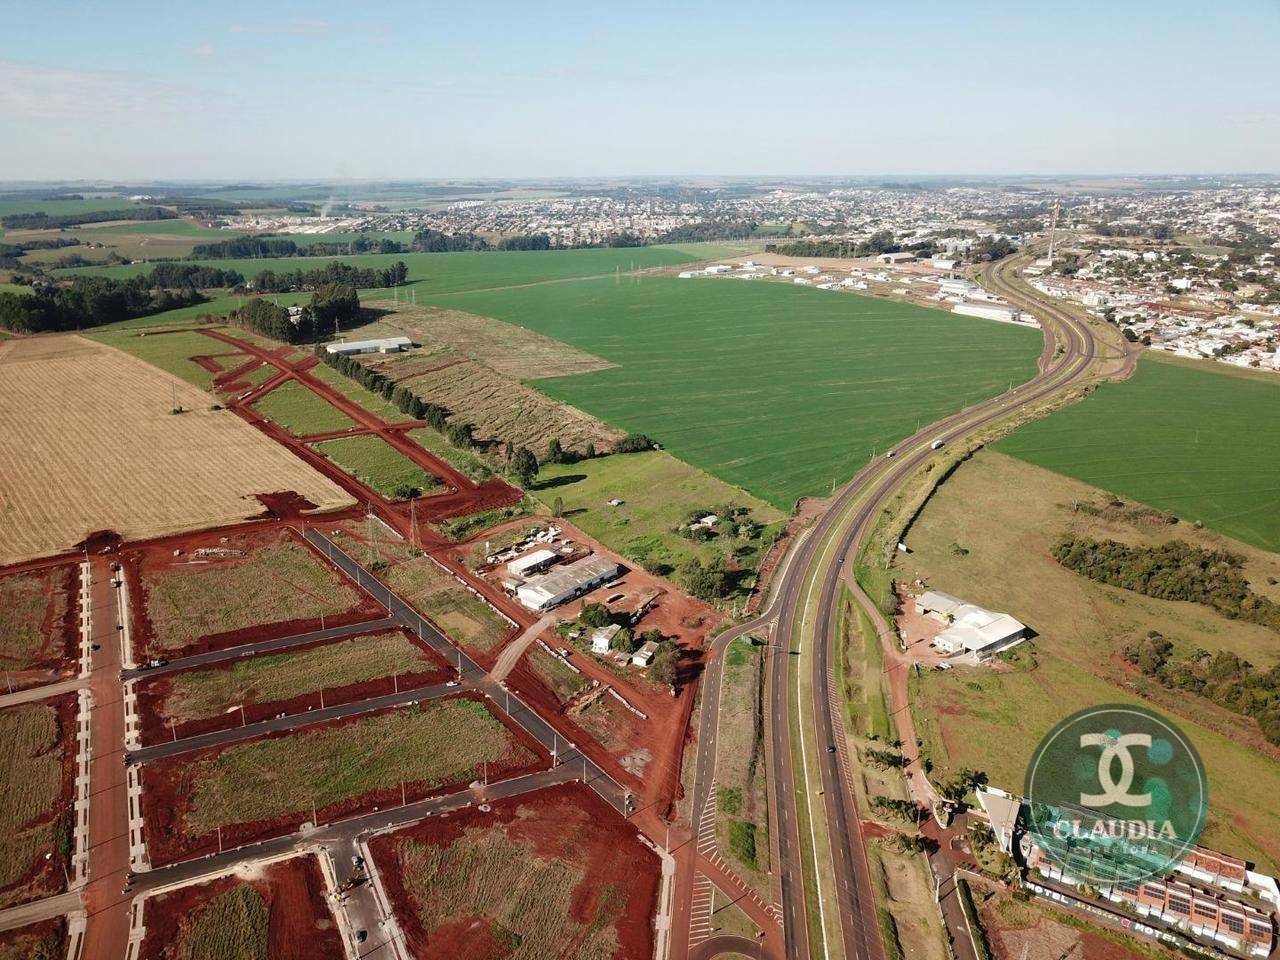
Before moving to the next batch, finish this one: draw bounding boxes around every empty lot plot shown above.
[0,919,64,960]
[251,379,356,435]
[157,631,439,724]
[358,301,615,379]
[371,782,657,960]
[313,434,442,499]
[308,362,403,421]
[354,531,511,653]
[714,637,771,893]
[0,567,73,672]
[145,698,537,862]
[996,353,1280,551]
[0,702,70,909]
[527,644,590,704]
[429,276,1042,509]
[0,336,352,565]
[89,327,241,390]
[142,533,360,650]
[138,856,342,960]
[388,356,624,457]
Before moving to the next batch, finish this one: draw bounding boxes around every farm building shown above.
[506,548,557,578]
[515,554,622,611]
[631,640,659,667]
[591,624,622,653]
[915,590,1026,657]
[878,252,916,265]
[324,336,412,356]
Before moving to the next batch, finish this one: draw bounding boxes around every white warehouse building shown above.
[952,302,1028,325]
[515,554,621,611]
[324,336,412,356]
[915,590,1027,658]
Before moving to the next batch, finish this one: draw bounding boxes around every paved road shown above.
[0,891,83,934]
[0,675,87,708]
[127,681,459,764]
[748,250,1114,959]
[121,616,397,680]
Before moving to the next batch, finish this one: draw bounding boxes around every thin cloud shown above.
[194,43,214,58]
[0,60,213,121]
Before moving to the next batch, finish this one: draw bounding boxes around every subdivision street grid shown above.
[0,243,1182,960]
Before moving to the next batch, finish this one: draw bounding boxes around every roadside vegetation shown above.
[144,536,359,649]
[713,636,771,896]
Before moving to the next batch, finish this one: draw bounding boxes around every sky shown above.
[1,0,1278,181]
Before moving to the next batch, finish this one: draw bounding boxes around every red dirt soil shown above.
[0,916,66,957]
[133,626,451,744]
[0,562,79,687]
[368,781,659,960]
[125,525,386,662]
[138,693,549,867]
[0,692,78,909]
[138,855,344,960]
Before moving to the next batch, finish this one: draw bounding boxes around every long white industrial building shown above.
[515,554,621,611]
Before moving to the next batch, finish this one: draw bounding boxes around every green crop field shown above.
[314,435,442,498]
[252,380,355,435]
[78,219,241,238]
[431,277,1042,509]
[0,197,140,219]
[55,244,712,292]
[996,354,1280,551]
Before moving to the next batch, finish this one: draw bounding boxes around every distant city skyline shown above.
[2,0,1278,180]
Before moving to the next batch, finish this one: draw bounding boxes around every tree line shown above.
[0,206,175,230]
[1123,631,1280,745]
[247,260,408,293]
[190,229,556,261]
[0,275,206,333]
[1052,536,1280,632]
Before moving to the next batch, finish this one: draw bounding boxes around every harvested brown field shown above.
[0,336,353,564]
[138,855,343,960]
[142,532,360,650]
[365,350,624,457]
[370,782,657,960]
[357,301,615,379]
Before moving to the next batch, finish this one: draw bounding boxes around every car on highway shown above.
[445,680,460,688]
[141,658,168,670]
[885,450,896,458]
[930,439,946,450]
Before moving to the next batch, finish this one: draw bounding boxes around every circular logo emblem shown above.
[1024,704,1207,884]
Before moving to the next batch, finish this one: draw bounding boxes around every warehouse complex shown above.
[513,553,622,611]
[914,590,1027,658]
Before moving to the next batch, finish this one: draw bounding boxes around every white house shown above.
[591,624,622,654]
[631,640,659,667]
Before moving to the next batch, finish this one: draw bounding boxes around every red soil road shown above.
[132,625,451,744]
[368,781,660,960]
[82,557,132,960]
[137,855,344,960]
[0,562,80,688]
[199,328,523,524]
[0,692,79,907]
[137,692,550,867]
[124,525,386,663]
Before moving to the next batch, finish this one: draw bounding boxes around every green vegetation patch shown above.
[405,427,494,483]
[997,355,1280,551]
[713,636,771,892]
[379,546,510,652]
[528,645,589,703]
[183,699,529,832]
[171,884,268,960]
[309,363,404,421]
[144,536,359,649]
[534,450,783,581]
[0,705,64,901]
[251,380,355,435]
[164,632,430,722]
[432,277,1041,509]
[90,328,232,389]
[314,435,441,499]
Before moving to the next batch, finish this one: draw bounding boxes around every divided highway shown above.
[689,253,1119,959]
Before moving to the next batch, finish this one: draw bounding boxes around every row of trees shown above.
[764,230,901,259]
[248,260,408,293]
[146,263,245,288]
[1123,631,1280,744]
[192,229,556,261]
[0,206,175,230]
[0,275,206,333]
[1052,536,1280,631]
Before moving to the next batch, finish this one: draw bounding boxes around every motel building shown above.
[976,788,1278,959]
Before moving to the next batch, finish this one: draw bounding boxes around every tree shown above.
[510,446,539,487]
[647,640,680,688]
[680,556,729,601]
[545,438,565,465]
[614,434,654,453]
[552,496,564,517]
[578,603,610,629]
[446,421,475,448]
[610,627,637,654]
